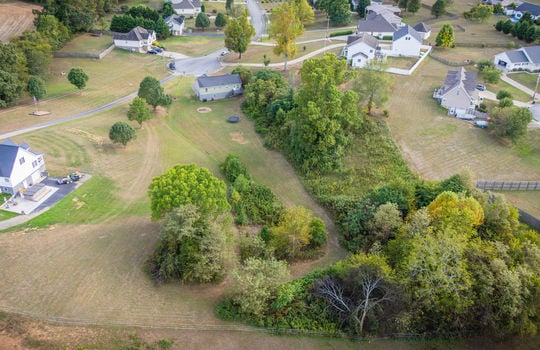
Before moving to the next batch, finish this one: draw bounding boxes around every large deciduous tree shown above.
[127,96,152,128]
[328,0,352,26]
[490,106,533,143]
[231,257,290,318]
[148,204,227,283]
[357,0,371,18]
[27,76,46,112]
[148,164,230,220]
[0,70,23,108]
[224,10,255,59]
[137,76,172,110]
[269,2,304,71]
[109,121,136,146]
[293,0,315,24]
[436,23,454,47]
[67,67,89,92]
[353,61,394,115]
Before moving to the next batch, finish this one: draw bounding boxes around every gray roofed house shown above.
[413,22,431,39]
[357,13,400,38]
[494,45,540,71]
[393,25,423,42]
[170,0,202,16]
[113,26,157,52]
[433,67,479,111]
[342,33,381,68]
[0,139,46,195]
[391,25,423,57]
[165,14,185,35]
[192,74,243,101]
[514,2,540,19]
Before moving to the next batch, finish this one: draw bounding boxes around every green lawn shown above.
[507,72,539,91]
[59,33,113,54]
[0,210,18,222]
[161,35,225,56]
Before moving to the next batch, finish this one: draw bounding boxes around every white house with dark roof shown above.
[390,25,423,56]
[513,2,540,20]
[192,74,243,101]
[365,3,401,17]
[165,14,185,36]
[494,46,540,71]
[0,139,46,195]
[167,0,202,17]
[433,67,479,111]
[113,26,156,52]
[413,22,431,40]
[357,13,402,39]
[342,33,381,68]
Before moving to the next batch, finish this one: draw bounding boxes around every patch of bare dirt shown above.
[230,131,249,144]
[197,107,212,113]
[0,2,41,43]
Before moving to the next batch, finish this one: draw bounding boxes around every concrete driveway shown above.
[246,0,266,39]
[173,49,224,76]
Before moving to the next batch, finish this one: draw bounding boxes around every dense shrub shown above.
[329,30,353,37]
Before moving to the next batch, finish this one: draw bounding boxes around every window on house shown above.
[19,157,25,165]
[32,160,37,168]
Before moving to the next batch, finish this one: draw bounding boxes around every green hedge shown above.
[329,30,354,37]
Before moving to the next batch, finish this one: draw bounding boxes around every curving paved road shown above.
[246,0,266,39]
[173,49,224,76]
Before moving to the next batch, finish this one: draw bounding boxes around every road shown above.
[173,49,224,76]
[246,0,266,40]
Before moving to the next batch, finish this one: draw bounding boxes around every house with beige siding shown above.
[433,67,479,112]
[192,74,243,101]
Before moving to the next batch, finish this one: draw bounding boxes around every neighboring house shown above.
[390,25,423,57]
[113,26,156,53]
[165,14,185,36]
[168,0,202,17]
[357,13,402,39]
[0,139,46,195]
[365,3,401,17]
[513,2,540,20]
[413,22,431,40]
[342,33,381,68]
[192,74,243,101]
[488,0,521,8]
[433,67,479,111]
[494,45,540,71]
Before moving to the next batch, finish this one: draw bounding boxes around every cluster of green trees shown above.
[315,0,352,26]
[110,5,170,39]
[463,4,494,22]
[109,76,171,146]
[398,0,421,14]
[219,174,540,337]
[241,54,393,173]
[495,13,540,43]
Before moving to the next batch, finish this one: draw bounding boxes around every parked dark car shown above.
[154,47,163,53]
[169,62,176,70]
[147,49,158,54]
[476,84,486,91]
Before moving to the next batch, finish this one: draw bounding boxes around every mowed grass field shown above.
[0,1,39,43]
[385,56,540,214]
[0,75,345,338]
[59,33,114,54]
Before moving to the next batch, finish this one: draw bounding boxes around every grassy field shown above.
[0,76,346,339]
[386,56,419,70]
[0,1,39,43]
[59,33,114,54]
[507,72,539,91]
[0,49,168,135]
[385,56,540,214]
[222,41,333,64]
[161,35,225,56]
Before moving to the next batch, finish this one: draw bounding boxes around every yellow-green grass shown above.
[483,77,533,103]
[502,191,540,218]
[506,72,539,91]
[386,56,419,70]
[59,33,113,54]
[202,0,226,14]
[160,35,225,56]
[0,49,168,135]
[0,210,18,221]
[223,41,330,64]
[385,56,540,213]
[0,76,345,330]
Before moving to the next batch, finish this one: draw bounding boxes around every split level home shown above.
[192,74,243,102]
[494,45,540,71]
[433,67,479,113]
[113,26,156,53]
[164,14,185,36]
[166,0,202,17]
[0,139,46,195]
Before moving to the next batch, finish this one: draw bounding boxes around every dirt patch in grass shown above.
[0,1,40,43]
[230,131,249,144]
[197,107,212,113]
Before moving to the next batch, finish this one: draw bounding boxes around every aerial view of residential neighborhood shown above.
[1,0,540,348]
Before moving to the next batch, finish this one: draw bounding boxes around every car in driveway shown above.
[169,62,176,70]
[476,84,486,91]
[147,49,158,54]
[56,177,72,185]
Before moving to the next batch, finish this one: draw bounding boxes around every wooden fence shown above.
[476,180,540,191]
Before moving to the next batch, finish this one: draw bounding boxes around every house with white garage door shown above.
[494,45,540,71]
[113,26,156,53]
[0,139,46,195]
